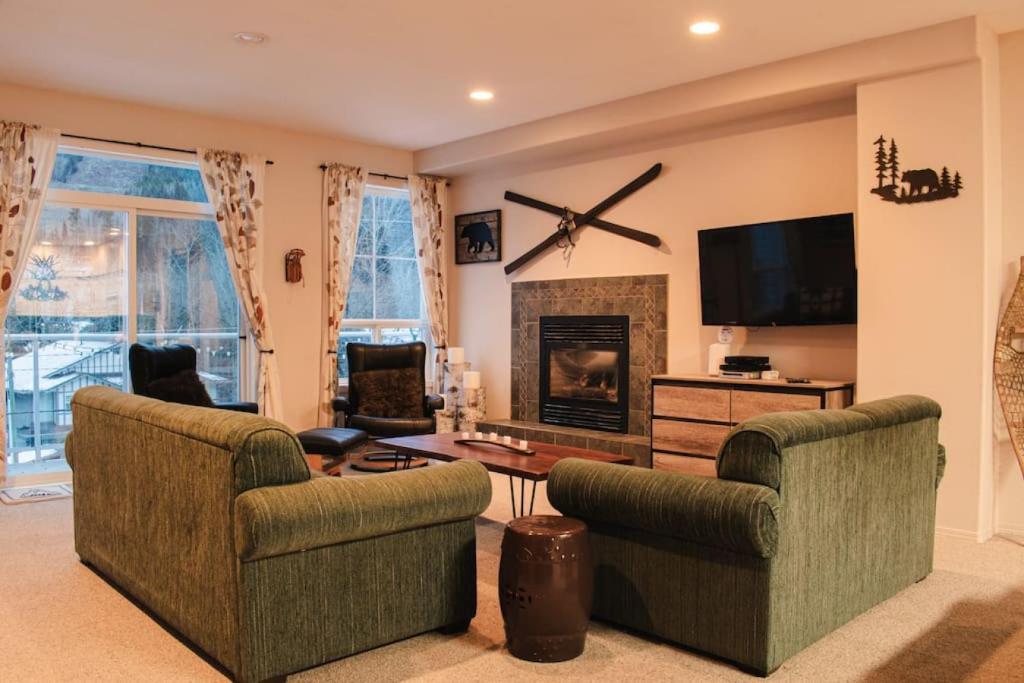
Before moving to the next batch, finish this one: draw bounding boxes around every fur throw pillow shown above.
[146,369,216,408]
[351,367,424,418]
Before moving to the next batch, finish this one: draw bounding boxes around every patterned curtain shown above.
[0,122,59,479]
[197,149,283,420]
[318,163,368,425]
[408,174,449,393]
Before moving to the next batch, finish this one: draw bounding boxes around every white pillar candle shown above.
[447,347,465,365]
[502,435,512,445]
[463,371,481,389]
[489,432,499,442]
[475,431,484,440]
[461,431,470,440]
[519,440,528,450]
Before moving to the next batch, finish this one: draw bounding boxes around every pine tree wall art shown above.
[870,134,963,204]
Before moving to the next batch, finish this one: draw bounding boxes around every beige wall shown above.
[0,81,412,429]
[995,30,1024,536]
[418,19,980,176]
[856,59,999,539]
[448,110,859,421]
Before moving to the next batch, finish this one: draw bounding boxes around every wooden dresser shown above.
[650,374,855,474]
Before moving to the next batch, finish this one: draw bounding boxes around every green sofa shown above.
[66,386,491,682]
[548,395,945,676]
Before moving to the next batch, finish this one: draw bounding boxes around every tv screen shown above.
[698,213,857,327]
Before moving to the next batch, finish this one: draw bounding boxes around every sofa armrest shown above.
[234,460,491,561]
[425,393,445,415]
[548,458,780,559]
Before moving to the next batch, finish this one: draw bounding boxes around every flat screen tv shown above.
[698,213,857,327]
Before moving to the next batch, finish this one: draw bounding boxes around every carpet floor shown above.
[2,471,1024,682]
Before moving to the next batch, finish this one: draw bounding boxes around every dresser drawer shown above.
[653,385,730,422]
[730,390,821,423]
[652,419,731,457]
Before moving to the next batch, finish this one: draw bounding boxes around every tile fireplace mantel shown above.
[510,274,668,436]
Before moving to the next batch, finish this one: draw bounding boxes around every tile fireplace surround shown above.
[508,274,668,437]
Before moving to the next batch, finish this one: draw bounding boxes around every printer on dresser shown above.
[650,374,855,473]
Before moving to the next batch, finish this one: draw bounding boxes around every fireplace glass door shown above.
[539,315,629,433]
[547,349,621,403]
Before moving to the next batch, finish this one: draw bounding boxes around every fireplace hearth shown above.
[540,315,629,433]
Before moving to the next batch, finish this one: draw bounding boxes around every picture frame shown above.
[455,209,501,264]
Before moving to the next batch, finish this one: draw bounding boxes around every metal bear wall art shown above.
[870,135,963,204]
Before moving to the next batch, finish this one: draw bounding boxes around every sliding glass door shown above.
[135,215,242,403]
[5,206,128,474]
[3,147,248,476]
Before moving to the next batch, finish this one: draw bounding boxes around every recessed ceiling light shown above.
[83,241,96,246]
[469,89,495,102]
[689,20,720,36]
[40,241,53,246]
[234,31,268,45]
[109,228,121,235]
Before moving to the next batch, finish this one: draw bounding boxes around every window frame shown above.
[339,184,430,384]
[39,143,255,401]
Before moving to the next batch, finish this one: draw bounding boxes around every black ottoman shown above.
[297,428,368,474]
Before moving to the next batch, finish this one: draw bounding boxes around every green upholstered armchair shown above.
[66,386,491,682]
[548,395,944,676]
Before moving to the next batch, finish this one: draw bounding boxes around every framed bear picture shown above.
[455,209,501,264]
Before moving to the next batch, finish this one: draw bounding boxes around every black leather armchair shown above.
[332,341,443,437]
[128,343,258,414]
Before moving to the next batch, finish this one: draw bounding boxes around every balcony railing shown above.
[4,331,240,475]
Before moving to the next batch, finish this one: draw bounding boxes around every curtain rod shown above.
[61,133,275,165]
[318,164,450,186]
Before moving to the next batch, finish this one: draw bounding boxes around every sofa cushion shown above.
[145,369,216,408]
[350,367,424,418]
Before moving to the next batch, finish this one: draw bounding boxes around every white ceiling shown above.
[0,0,1021,151]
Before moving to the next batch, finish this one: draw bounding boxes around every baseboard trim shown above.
[995,523,1024,538]
[935,526,981,541]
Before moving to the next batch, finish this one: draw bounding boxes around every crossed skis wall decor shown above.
[503,163,663,275]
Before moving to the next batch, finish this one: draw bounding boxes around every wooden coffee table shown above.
[377,432,633,516]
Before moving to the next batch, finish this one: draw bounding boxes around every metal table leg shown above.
[508,476,539,518]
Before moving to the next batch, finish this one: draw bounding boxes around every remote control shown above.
[786,378,811,384]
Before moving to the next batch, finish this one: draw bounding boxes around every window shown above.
[338,187,428,380]
[50,152,208,202]
[4,147,248,476]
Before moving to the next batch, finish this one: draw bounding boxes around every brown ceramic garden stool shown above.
[499,515,593,662]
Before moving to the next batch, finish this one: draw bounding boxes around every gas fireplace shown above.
[539,315,629,433]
